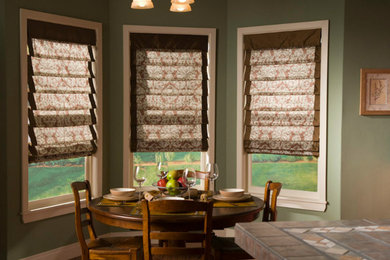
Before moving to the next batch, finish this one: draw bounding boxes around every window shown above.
[20,9,103,222]
[123,26,216,188]
[236,21,328,211]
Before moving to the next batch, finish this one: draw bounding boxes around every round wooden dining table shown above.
[88,196,264,231]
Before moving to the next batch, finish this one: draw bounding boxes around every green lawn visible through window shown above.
[251,154,318,192]
[28,157,85,201]
[134,152,201,186]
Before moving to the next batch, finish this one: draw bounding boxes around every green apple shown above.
[166,170,181,180]
[166,179,180,195]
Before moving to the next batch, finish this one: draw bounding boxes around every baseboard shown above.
[20,231,142,260]
[20,242,81,260]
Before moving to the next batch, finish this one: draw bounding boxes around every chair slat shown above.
[150,232,205,242]
[151,247,204,255]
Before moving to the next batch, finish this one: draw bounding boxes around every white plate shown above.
[158,196,185,201]
[103,193,139,201]
[212,193,252,202]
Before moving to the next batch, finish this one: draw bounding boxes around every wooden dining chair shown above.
[195,170,210,192]
[211,180,282,260]
[141,199,214,260]
[262,180,283,222]
[71,181,143,260]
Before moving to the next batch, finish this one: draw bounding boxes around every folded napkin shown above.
[97,198,137,207]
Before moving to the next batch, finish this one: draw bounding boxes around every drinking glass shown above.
[133,166,146,202]
[184,168,197,200]
[207,163,219,191]
[156,161,168,179]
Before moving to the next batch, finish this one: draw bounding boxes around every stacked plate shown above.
[213,188,251,202]
[103,187,138,201]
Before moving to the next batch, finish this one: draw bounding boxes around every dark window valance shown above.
[28,19,96,45]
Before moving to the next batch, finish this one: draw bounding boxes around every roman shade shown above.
[244,29,321,156]
[130,33,209,152]
[27,20,97,163]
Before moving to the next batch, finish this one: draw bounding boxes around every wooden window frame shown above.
[122,25,216,189]
[20,9,103,223]
[236,21,329,211]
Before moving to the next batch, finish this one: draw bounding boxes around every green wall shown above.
[226,0,345,221]
[0,0,7,258]
[341,0,390,219]
[2,0,110,259]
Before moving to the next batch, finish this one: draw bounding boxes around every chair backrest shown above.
[262,180,282,222]
[71,180,97,257]
[195,170,210,191]
[142,199,214,260]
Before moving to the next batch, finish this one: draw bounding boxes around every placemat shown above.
[97,198,138,207]
[129,207,205,216]
[213,200,256,208]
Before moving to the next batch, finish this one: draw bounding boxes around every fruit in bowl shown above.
[166,170,182,180]
[157,178,167,191]
[166,179,181,196]
[177,176,187,187]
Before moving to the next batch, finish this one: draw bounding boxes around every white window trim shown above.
[20,9,103,223]
[122,25,216,188]
[236,20,328,212]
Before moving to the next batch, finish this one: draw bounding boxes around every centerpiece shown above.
[153,169,188,196]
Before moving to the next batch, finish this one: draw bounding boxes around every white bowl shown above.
[219,188,245,198]
[110,187,136,197]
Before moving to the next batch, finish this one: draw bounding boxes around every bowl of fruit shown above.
[153,169,188,196]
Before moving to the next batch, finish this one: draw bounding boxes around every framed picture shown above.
[360,69,390,115]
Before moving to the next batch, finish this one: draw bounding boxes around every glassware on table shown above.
[133,166,146,202]
[156,161,168,179]
[184,168,197,200]
[207,163,219,192]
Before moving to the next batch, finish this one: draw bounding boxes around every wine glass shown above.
[184,168,197,200]
[207,163,219,191]
[156,161,168,180]
[133,166,146,202]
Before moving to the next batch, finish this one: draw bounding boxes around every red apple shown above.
[177,177,187,188]
[157,178,167,191]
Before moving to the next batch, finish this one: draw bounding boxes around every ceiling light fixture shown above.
[130,0,195,12]
[170,3,191,12]
[131,0,154,9]
[171,0,194,4]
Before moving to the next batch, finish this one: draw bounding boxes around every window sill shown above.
[251,192,327,212]
[22,199,85,223]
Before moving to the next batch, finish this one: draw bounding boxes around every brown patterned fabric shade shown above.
[244,29,321,156]
[27,20,97,163]
[130,33,209,152]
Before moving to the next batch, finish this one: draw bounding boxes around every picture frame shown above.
[360,68,390,115]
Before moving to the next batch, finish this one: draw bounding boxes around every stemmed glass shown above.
[184,168,197,200]
[207,163,219,192]
[133,166,146,202]
[156,162,168,180]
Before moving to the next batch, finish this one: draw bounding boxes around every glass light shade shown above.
[171,0,195,4]
[131,0,154,9]
[170,3,191,12]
